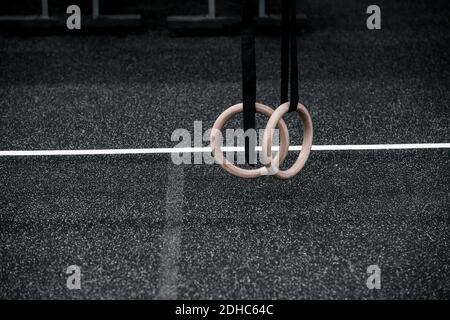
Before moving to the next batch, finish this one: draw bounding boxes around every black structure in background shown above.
[0,0,142,31]
[0,0,307,35]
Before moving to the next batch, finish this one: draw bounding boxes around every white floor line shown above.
[157,163,184,300]
[0,143,449,157]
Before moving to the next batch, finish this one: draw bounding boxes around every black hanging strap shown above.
[241,0,298,163]
[241,0,257,164]
[280,0,299,112]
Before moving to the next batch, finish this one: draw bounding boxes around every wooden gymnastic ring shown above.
[261,102,313,179]
[210,103,290,179]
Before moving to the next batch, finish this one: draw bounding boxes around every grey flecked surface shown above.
[180,151,449,299]
[0,156,168,299]
[1,29,449,148]
[1,0,449,299]
[1,151,449,299]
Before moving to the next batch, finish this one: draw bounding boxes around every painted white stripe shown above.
[0,143,449,157]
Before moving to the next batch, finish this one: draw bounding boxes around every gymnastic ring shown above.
[261,102,313,180]
[210,103,290,179]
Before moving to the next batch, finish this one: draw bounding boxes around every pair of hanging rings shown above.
[210,102,313,179]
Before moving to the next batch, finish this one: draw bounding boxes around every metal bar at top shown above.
[208,0,216,18]
[259,0,266,17]
[92,0,100,19]
[41,0,49,18]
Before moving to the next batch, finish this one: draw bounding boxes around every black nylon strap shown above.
[281,0,299,112]
[280,0,290,105]
[241,0,257,164]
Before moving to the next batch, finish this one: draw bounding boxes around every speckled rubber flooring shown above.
[0,0,449,299]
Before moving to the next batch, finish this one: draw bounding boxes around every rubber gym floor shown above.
[0,0,449,299]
